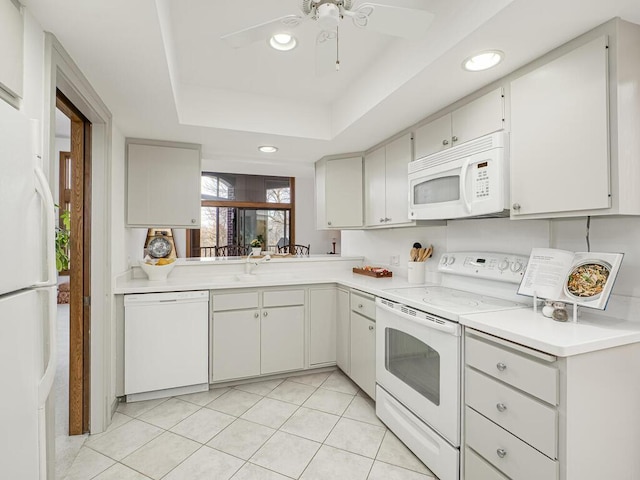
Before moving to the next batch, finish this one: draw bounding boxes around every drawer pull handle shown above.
[369,325,374,331]
[496,448,507,458]
[254,312,259,318]
[496,362,507,371]
[496,403,507,412]
[358,304,364,308]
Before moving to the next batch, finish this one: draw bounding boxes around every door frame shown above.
[56,90,92,434]
[43,34,114,439]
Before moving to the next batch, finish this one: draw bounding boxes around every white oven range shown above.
[375,252,530,480]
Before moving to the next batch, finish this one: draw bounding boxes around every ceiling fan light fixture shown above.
[258,145,278,153]
[316,3,340,30]
[269,33,297,51]
[462,50,504,71]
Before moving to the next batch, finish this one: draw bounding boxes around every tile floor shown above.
[61,370,437,480]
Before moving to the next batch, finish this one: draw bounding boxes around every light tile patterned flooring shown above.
[62,370,437,480]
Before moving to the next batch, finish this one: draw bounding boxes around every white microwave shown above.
[408,131,509,220]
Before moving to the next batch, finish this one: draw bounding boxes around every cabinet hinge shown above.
[83,296,91,306]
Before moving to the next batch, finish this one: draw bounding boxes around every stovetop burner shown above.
[382,285,526,321]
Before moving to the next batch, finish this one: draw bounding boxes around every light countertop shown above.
[114,255,417,295]
[460,306,640,357]
[115,256,640,357]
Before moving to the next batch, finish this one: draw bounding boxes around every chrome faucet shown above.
[245,251,271,274]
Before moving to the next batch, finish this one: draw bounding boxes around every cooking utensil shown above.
[416,245,433,262]
[410,242,422,262]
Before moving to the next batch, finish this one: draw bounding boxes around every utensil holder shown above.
[407,261,425,284]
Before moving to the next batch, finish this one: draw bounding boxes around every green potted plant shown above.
[250,235,265,255]
[55,206,71,273]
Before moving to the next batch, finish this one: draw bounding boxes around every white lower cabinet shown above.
[211,288,305,382]
[309,287,337,366]
[464,330,559,480]
[211,308,261,382]
[464,329,640,480]
[261,306,304,374]
[336,287,350,374]
[349,290,376,398]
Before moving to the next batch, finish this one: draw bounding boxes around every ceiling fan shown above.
[221,0,435,73]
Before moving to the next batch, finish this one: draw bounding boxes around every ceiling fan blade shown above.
[221,15,305,48]
[315,29,338,77]
[349,3,434,39]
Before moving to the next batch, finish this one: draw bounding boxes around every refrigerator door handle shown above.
[33,167,57,287]
[38,286,57,408]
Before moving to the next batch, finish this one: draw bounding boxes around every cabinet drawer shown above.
[212,291,259,311]
[466,368,557,459]
[466,407,558,480]
[464,447,509,480]
[351,291,376,319]
[263,289,305,307]
[465,335,558,405]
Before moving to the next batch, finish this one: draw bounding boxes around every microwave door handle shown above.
[459,157,472,213]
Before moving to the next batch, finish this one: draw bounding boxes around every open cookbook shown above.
[518,248,624,310]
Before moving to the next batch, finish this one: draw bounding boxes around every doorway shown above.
[56,89,92,436]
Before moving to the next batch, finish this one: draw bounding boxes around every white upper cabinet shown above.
[413,115,451,159]
[0,0,23,101]
[364,133,413,227]
[126,139,202,228]
[315,155,363,229]
[414,88,504,160]
[510,19,640,219]
[510,36,610,217]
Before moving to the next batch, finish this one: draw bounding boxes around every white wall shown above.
[52,135,70,203]
[551,216,640,298]
[342,216,640,298]
[111,126,128,274]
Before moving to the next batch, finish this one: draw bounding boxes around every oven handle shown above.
[376,299,461,336]
[459,157,472,214]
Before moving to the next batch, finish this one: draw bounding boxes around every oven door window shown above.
[413,175,459,205]
[385,328,440,405]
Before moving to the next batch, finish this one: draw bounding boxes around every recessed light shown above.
[269,33,297,51]
[258,145,278,153]
[462,50,504,71]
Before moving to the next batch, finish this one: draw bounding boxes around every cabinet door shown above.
[211,309,260,382]
[261,306,304,374]
[364,146,387,227]
[350,312,376,399]
[127,142,202,227]
[384,133,413,225]
[309,288,337,366]
[510,36,610,217]
[452,87,504,145]
[336,288,350,374]
[414,114,451,160]
[325,156,363,228]
[0,0,23,99]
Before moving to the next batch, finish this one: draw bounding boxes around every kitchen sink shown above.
[235,272,300,282]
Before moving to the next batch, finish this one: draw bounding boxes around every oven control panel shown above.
[438,251,529,283]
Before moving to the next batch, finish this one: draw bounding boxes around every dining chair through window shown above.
[215,245,249,257]
[277,244,310,256]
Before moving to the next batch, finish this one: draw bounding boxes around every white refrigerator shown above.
[0,98,57,478]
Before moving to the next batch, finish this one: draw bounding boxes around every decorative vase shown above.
[251,247,261,256]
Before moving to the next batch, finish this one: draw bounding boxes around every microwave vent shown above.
[409,131,505,174]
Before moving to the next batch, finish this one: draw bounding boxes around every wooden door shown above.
[56,90,92,435]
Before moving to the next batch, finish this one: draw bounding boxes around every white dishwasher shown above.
[124,290,209,401]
